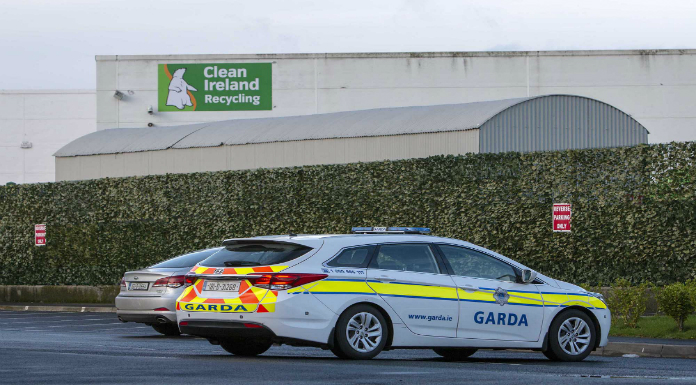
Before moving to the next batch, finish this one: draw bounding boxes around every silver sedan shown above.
[116,247,222,335]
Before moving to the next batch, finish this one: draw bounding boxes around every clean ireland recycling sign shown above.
[158,63,272,111]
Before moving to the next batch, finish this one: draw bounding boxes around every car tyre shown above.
[220,338,273,356]
[546,309,596,362]
[542,348,560,361]
[330,346,349,359]
[151,323,181,336]
[333,305,388,360]
[433,348,478,361]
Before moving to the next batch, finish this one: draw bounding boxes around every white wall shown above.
[0,90,96,184]
[97,50,696,144]
[55,130,480,181]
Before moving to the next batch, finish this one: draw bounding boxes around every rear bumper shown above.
[117,311,176,324]
[179,320,276,340]
[116,290,181,324]
[115,293,176,311]
[176,291,337,345]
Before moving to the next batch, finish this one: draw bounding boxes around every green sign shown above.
[157,63,272,111]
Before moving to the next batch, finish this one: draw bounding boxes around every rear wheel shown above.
[542,349,559,361]
[545,309,596,362]
[333,305,388,359]
[151,323,181,336]
[220,338,273,356]
[433,348,478,361]
[330,345,349,359]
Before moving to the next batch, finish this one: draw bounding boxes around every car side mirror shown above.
[520,269,538,284]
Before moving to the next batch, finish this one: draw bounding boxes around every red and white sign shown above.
[35,224,46,246]
[552,204,571,232]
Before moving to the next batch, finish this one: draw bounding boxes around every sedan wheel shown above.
[151,323,181,336]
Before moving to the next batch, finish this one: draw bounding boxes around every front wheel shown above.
[333,305,388,359]
[151,323,181,336]
[220,338,273,356]
[433,348,478,361]
[545,309,596,362]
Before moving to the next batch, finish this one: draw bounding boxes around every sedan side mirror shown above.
[520,269,538,284]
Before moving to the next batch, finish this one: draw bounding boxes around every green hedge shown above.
[1,142,696,286]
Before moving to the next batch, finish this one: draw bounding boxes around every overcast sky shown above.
[1,0,694,89]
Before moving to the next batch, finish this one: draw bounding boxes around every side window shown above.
[439,245,517,282]
[327,246,374,268]
[370,244,439,274]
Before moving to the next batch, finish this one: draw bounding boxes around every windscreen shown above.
[149,248,222,269]
[199,242,312,268]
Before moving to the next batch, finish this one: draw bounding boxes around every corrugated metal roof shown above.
[479,95,649,153]
[54,123,210,157]
[55,97,530,157]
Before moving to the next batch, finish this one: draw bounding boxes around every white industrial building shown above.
[0,90,95,185]
[1,48,696,184]
[54,95,648,181]
[97,49,696,144]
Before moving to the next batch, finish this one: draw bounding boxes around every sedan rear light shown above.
[167,275,185,288]
[153,275,186,288]
[184,274,198,286]
[248,273,328,290]
[120,277,126,287]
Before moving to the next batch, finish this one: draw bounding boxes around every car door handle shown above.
[377,275,396,282]
[462,284,478,292]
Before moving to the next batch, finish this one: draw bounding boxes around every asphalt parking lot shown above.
[1,310,695,385]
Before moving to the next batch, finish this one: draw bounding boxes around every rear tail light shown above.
[167,275,185,288]
[248,273,328,290]
[154,307,169,311]
[153,275,186,288]
[184,274,198,287]
[120,277,126,287]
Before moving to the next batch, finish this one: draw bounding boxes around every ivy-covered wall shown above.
[1,142,695,286]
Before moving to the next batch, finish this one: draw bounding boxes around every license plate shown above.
[128,282,149,291]
[203,280,240,292]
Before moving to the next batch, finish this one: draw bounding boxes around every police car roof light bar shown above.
[351,226,431,235]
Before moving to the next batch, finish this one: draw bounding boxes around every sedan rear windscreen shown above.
[149,247,223,269]
[198,242,312,268]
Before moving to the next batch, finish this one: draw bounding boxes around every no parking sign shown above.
[35,224,46,246]
[552,204,571,232]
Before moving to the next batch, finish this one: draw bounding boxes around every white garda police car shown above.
[176,227,610,362]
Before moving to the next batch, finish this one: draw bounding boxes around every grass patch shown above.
[610,315,696,340]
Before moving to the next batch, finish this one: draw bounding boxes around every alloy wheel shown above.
[557,317,591,355]
[346,311,383,353]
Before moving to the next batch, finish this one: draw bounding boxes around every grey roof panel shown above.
[174,98,529,149]
[53,123,209,157]
[55,98,531,157]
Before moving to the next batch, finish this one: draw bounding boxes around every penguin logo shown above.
[166,68,198,110]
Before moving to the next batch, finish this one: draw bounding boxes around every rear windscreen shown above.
[199,243,312,268]
[150,248,223,269]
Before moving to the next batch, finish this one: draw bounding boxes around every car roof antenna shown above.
[288,231,297,238]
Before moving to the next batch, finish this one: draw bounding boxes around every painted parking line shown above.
[67,328,151,333]
[0,316,70,319]
[0,318,114,323]
[14,323,126,328]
